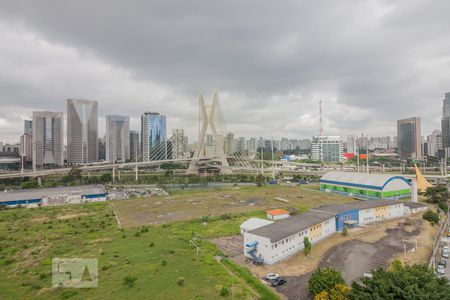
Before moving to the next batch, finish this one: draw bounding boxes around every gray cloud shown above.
[0,0,449,143]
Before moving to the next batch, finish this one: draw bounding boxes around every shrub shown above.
[177,277,185,286]
[423,210,440,225]
[304,236,312,256]
[149,242,154,247]
[123,275,137,288]
[342,227,348,237]
[308,268,345,296]
[60,290,78,299]
[220,286,230,297]
[161,260,167,266]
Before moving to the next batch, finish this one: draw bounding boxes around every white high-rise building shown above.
[32,111,64,170]
[171,129,186,159]
[20,133,33,162]
[106,115,130,162]
[347,135,357,154]
[67,99,98,164]
[426,129,442,157]
[311,136,343,162]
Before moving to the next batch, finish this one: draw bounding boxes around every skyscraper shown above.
[67,99,98,164]
[129,130,140,161]
[106,115,130,162]
[141,112,167,161]
[397,117,421,159]
[32,111,64,170]
[441,92,450,157]
[24,120,33,135]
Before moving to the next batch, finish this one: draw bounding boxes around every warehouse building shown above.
[0,185,107,207]
[243,200,406,264]
[320,171,412,200]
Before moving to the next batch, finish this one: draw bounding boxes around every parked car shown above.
[443,246,449,259]
[270,277,287,287]
[437,261,446,275]
[264,272,280,281]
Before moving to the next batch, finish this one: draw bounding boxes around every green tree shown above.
[20,180,38,189]
[308,268,345,296]
[424,185,449,204]
[349,261,450,299]
[314,284,350,300]
[304,236,312,256]
[255,174,264,187]
[100,173,113,183]
[423,210,440,225]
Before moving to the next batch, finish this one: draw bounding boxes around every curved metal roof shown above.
[320,171,410,190]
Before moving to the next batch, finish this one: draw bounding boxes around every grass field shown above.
[113,185,353,227]
[0,185,351,299]
[0,203,259,300]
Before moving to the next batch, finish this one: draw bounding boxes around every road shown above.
[441,236,450,282]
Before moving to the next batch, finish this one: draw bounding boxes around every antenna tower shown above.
[319,100,324,136]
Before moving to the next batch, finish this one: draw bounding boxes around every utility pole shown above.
[319,100,324,136]
[135,144,138,182]
[366,147,369,174]
[356,148,360,172]
[271,137,275,180]
[260,145,264,176]
[112,160,115,182]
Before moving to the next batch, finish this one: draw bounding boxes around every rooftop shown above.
[0,185,106,202]
[240,218,274,231]
[320,171,411,190]
[248,210,336,243]
[403,202,428,209]
[314,200,403,214]
[266,209,289,216]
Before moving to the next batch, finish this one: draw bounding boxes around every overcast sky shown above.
[0,0,449,143]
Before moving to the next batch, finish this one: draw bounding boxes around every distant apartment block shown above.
[311,136,343,162]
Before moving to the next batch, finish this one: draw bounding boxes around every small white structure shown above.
[266,209,289,220]
[403,202,428,215]
[240,218,274,234]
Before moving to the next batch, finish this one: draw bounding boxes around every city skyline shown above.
[1,1,450,142]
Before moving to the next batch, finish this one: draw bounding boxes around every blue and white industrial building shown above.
[0,185,107,207]
[243,200,427,265]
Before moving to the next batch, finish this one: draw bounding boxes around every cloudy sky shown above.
[0,0,449,143]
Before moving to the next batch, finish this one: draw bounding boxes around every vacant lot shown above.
[0,203,259,300]
[112,185,352,227]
